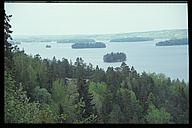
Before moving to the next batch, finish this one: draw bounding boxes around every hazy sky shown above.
[4,3,188,35]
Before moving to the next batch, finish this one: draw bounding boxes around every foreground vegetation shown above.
[4,12,189,124]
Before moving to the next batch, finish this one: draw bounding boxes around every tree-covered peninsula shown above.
[156,38,188,46]
[103,52,126,62]
[71,42,106,49]
[110,37,154,42]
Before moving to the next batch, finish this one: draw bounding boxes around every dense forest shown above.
[4,12,189,124]
[103,52,126,63]
[110,37,154,42]
[71,42,106,49]
[156,38,188,46]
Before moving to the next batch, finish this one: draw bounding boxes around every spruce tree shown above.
[4,10,14,74]
[76,77,97,122]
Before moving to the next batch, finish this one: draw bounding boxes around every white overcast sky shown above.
[4,3,188,36]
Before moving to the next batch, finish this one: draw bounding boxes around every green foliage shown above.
[101,92,113,122]
[145,104,171,124]
[4,11,14,73]
[13,52,49,98]
[5,51,189,123]
[74,97,85,122]
[91,65,106,82]
[4,71,41,123]
[82,114,98,123]
[89,82,107,95]
[117,88,143,123]
[89,82,107,122]
[138,72,154,102]
[33,86,52,104]
[74,97,97,123]
[51,79,65,104]
[144,92,161,112]
[74,57,86,78]
[108,104,124,123]
[76,78,97,121]
[38,104,58,123]
[51,79,78,122]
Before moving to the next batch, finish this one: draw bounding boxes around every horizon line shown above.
[12,28,188,37]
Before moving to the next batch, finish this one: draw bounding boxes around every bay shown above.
[17,39,189,82]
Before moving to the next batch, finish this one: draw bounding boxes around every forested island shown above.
[110,37,154,42]
[156,38,188,46]
[4,12,189,124]
[57,39,95,43]
[72,42,106,49]
[103,52,126,62]
[46,45,51,48]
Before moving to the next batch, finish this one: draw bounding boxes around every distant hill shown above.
[110,37,154,42]
[96,29,188,41]
[12,29,188,42]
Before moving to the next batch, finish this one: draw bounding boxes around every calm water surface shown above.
[17,39,189,82]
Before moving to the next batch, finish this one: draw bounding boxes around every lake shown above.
[17,39,189,82]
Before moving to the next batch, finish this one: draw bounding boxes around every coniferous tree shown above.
[145,103,171,124]
[4,11,14,74]
[76,77,97,122]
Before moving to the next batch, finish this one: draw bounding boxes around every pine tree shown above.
[4,10,14,74]
[76,77,97,122]
[145,103,172,124]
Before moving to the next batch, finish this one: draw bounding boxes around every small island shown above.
[71,42,106,49]
[46,45,51,48]
[103,52,126,63]
[110,37,154,42]
[156,38,188,46]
